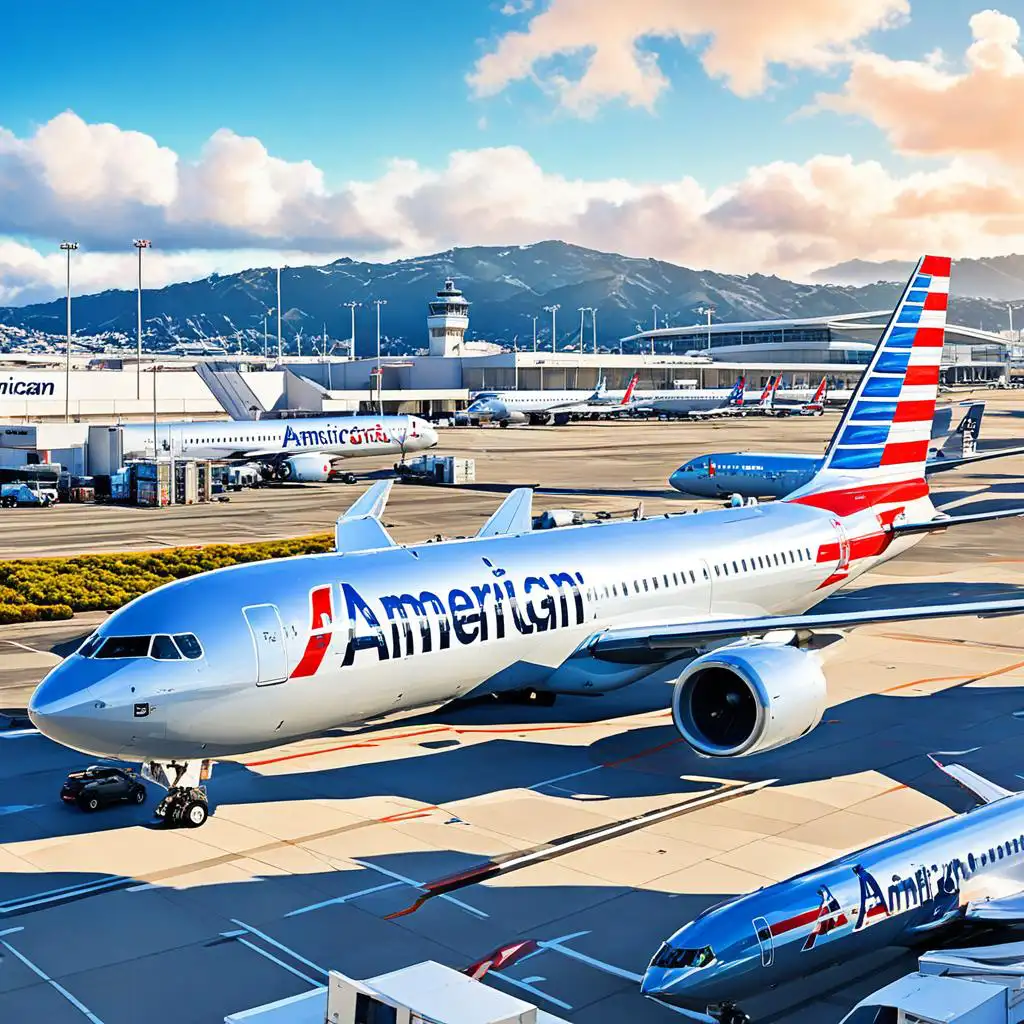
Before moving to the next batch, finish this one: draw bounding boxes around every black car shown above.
[61,766,147,812]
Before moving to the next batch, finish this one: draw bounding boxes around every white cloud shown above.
[468,0,909,114]
[816,9,1024,164]
[6,109,1024,306]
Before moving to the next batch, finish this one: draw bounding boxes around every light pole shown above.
[530,314,538,353]
[696,304,715,351]
[652,304,660,330]
[374,299,387,415]
[133,239,151,399]
[60,241,78,423]
[577,307,589,352]
[544,304,559,353]
[344,301,360,358]
[263,309,272,359]
[591,307,598,353]
[276,267,283,362]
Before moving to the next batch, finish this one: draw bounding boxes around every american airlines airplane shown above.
[466,377,613,426]
[119,414,439,482]
[642,754,1024,1024]
[628,377,746,418]
[26,256,1024,833]
[669,402,1024,500]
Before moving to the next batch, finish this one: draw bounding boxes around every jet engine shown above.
[670,643,826,757]
[281,453,333,482]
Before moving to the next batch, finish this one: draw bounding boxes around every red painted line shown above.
[243,725,451,766]
[602,736,685,768]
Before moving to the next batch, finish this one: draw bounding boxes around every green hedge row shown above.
[0,534,333,625]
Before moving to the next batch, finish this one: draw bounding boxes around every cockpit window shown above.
[151,635,182,661]
[95,636,152,659]
[174,633,203,660]
[77,633,104,658]
[651,944,715,970]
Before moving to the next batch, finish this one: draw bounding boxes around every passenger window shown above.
[663,574,669,588]
[714,566,720,577]
[174,634,204,659]
[652,578,659,589]
[741,559,747,571]
[643,579,649,592]
[634,581,640,593]
[732,561,738,574]
[773,553,779,565]
[151,635,182,661]
[672,573,679,585]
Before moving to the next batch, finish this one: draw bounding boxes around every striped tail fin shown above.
[786,255,951,510]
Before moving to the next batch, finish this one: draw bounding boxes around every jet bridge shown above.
[840,942,1024,1024]
[195,363,268,420]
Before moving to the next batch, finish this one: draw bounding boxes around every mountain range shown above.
[1,242,1020,356]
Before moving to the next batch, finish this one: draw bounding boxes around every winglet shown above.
[928,751,1014,805]
[476,488,534,538]
[335,480,396,553]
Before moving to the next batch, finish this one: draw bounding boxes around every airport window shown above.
[174,633,204,660]
[95,636,152,659]
[151,635,182,661]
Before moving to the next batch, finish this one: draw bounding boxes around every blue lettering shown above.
[502,579,534,635]
[524,577,556,631]
[470,584,492,641]
[853,864,888,930]
[282,425,300,448]
[449,588,479,644]
[341,583,389,664]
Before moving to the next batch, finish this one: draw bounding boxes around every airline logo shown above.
[729,376,746,406]
[826,254,950,473]
[282,422,393,449]
[808,377,827,407]
[621,372,640,405]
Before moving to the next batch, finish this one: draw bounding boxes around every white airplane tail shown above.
[785,255,951,519]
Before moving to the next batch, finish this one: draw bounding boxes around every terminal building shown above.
[0,284,1012,435]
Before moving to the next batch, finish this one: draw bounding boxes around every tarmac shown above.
[2,398,1024,1023]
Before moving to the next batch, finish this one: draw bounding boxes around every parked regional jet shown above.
[466,377,613,426]
[119,415,438,482]
[629,377,746,418]
[28,256,1024,831]
[669,402,1024,500]
[763,376,828,417]
[642,754,1024,1023]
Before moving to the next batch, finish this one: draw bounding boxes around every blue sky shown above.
[0,0,1021,301]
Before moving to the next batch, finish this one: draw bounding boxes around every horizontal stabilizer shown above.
[965,892,1024,924]
[476,488,534,538]
[588,597,1024,661]
[334,480,396,553]
[928,752,1014,805]
[891,506,1024,535]
[926,444,1024,476]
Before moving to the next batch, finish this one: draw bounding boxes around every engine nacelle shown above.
[671,643,826,757]
[282,453,333,482]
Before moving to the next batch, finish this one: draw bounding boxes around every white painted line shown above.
[496,779,774,875]
[236,937,322,988]
[528,764,601,791]
[353,860,489,920]
[644,996,718,1022]
[1,939,106,1023]
[0,926,24,937]
[0,804,43,816]
[0,730,40,740]
[490,971,574,1011]
[231,919,328,978]
[125,883,159,893]
[539,935,644,984]
[285,880,402,917]
[1,640,51,655]
[0,877,130,914]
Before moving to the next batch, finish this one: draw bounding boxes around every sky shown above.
[1,0,1023,304]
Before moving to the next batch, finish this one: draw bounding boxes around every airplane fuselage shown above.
[29,496,926,763]
[119,414,437,462]
[643,790,1024,1011]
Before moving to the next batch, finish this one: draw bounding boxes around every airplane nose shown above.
[668,470,685,493]
[641,966,669,996]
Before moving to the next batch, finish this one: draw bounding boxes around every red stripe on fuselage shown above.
[790,478,928,516]
[290,584,334,679]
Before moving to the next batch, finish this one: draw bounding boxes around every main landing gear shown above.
[142,759,213,829]
[714,1003,752,1024]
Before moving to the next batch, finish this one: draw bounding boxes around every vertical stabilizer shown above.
[786,255,951,511]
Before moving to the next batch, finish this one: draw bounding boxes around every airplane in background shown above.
[628,377,746,418]
[119,415,438,483]
[668,402,1024,500]
[466,377,608,426]
[762,376,828,417]
[28,255,1024,833]
[642,754,1024,1024]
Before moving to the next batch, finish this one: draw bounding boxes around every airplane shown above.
[641,753,1024,1023]
[119,414,439,483]
[628,377,747,419]
[762,376,828,417]
[466,377,610,426]
[27,254,1024,835]
[668,402,1024,501]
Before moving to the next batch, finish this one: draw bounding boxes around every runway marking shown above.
[881,658,1024,694]
[539,931,644,983]
[385,778,774,920]
[0,876,134,916]
[285,880,403,918]
[243,726,451,766]
[0,938,106,1023]
[490,970,574,1011]
[0,804,43,815]
[875,631,1024,653]
[230,919,329,979]
[235,937,323,987]
[355,859,489,920]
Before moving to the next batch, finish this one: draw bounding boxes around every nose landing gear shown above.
[143,759,212,829]
[715,1004,751,1024]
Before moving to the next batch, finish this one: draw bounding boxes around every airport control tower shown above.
[427,278,469,356]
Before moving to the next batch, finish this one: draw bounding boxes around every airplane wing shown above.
[965,894,1024,923]
[476,488,533,538]
[925,445,1024,475]
[586,597,1024,662]
[890,507,1024,535]
[927,752,1014,805]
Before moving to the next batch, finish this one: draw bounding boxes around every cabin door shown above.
[753,916,774,968]
[244,604,289,685]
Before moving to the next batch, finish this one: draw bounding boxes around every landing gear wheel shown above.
[131,785,146,805]
[718,1004,751,1024]
[181,799,208,828]
[343,472,358,485]
[154,785,209,828]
